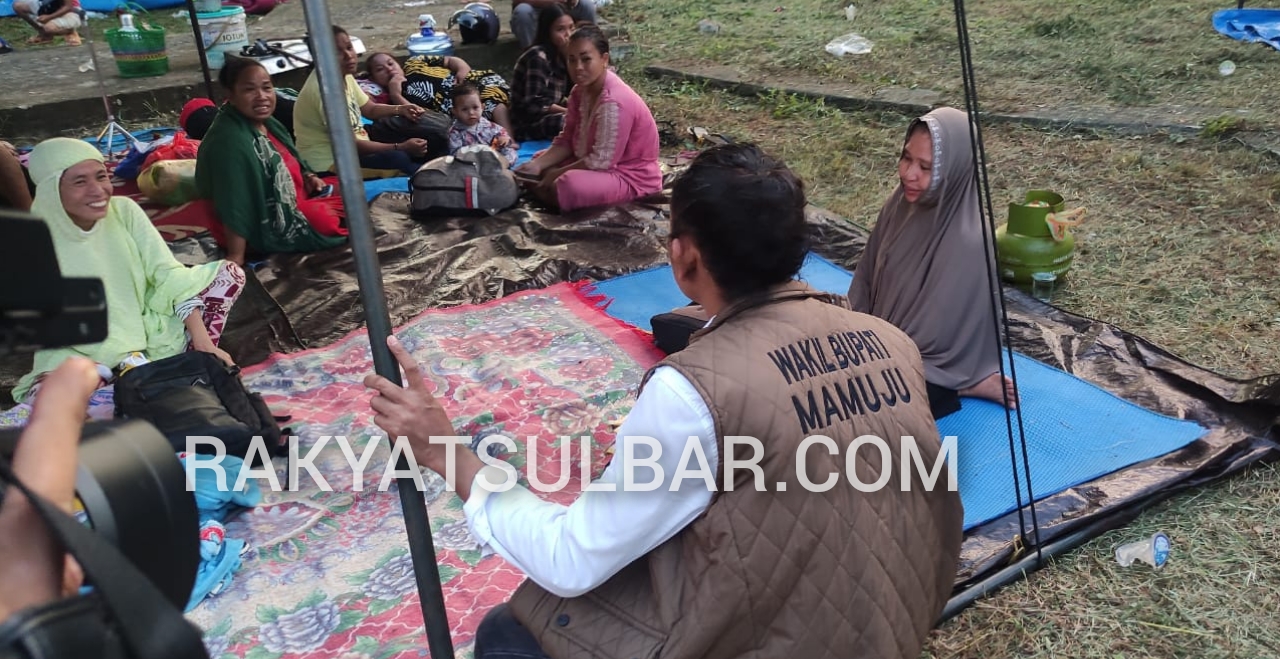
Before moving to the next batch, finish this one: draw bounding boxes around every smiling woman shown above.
[195,55,349,266]
[13,137,244,406]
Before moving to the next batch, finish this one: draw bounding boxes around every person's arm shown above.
[352,74,418,128]
[514,50,565,119]
[539,100,624,181]
[293,149,328,194]
[515,88,579,176]
[533,144,573,169]
[442,56,472,84]
[464,366,717,597]
[360,100,419,122]
[222,227,248,266]
[363,339,718,598]
[578,100,627,171]
[119,198,226,346]
[513,0,569,9]
[847,202,892,312]
[354,72,428,157]
[0,358,100,622]
[0,143,32,212]
[182,308,233,365]
[353,133,424,157]
[121,197,195,291]
[386,78,411,106]
[39,2,74,21]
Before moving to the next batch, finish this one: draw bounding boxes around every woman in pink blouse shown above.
[514,26,662,213]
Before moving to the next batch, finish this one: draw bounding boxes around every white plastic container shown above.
[198,6,248,70]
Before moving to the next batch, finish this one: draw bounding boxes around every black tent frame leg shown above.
[300,1,457,658]
[184,0,216,100]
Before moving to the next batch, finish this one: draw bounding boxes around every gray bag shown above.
[410,146,520,219]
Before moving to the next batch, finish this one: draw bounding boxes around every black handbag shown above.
[0,456,209,659]
[113,351,287,462]
[650,304,711,355]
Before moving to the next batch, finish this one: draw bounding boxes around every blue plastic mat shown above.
[362,139,551,202]
[595,253,853,332]
[514,139,552,164]
[363,176,410,201]
[1213,8,1280,51]
[590,255,1209,530]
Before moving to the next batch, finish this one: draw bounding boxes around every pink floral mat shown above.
[187,282,663,659]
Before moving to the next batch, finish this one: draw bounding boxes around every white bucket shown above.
[197,6,248,70]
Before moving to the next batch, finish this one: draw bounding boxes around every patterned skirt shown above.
[400,55,511,120]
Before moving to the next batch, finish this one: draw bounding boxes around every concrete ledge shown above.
[0,39,520,142]
[1,0,621,141]
[1236,132,1280,163]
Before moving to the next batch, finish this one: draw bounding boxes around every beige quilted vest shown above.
[509,282,964,659]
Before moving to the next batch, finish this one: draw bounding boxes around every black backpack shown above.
[410,146,520,220]
[113,351,287,463]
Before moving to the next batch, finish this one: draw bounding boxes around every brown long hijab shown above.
[847,107,1001,390]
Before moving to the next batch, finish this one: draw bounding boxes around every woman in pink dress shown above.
[514,26,662,213]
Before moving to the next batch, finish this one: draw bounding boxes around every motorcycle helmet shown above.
[449,2,501,44]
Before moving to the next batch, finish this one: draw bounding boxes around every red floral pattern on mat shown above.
[186,282,663,659]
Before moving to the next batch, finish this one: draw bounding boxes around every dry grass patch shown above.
[634,75,1280,379]
[614,0,1279,122]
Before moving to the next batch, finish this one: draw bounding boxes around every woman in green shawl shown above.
[13,138,245,407]
[196,56,349,266]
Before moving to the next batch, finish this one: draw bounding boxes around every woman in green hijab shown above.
[196,56,349,267]
[13,137,245,407]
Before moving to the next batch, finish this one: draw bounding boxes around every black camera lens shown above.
[0,419,200,610]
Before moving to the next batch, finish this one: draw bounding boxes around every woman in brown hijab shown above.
[848,106,1017,419]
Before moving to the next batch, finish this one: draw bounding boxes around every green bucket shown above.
[105,23,169,78]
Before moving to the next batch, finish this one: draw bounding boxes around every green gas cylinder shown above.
[995,190,1077,285]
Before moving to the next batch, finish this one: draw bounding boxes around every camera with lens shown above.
[0,210,209,659]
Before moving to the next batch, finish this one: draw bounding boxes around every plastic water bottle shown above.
[119,13,139,32]
[1115,532,1171,569]
[408,14,453,55]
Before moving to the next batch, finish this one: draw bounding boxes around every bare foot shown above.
[959,372,1019,409]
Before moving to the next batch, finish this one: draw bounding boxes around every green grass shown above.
[616,48,1280,657]
[612,0,1279,122]
[4,0,1278,653]
[633,74,1280,379]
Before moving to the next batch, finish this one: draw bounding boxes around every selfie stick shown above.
[300,3,456,658]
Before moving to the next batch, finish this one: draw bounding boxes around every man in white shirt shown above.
[363,143,962,659]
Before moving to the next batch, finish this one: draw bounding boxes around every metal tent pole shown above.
[184,0,216,100]
[298,2,456,658]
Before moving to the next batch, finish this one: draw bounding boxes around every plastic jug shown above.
[407,15,453,56]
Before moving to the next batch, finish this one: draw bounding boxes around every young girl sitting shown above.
[447,84,519,168]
